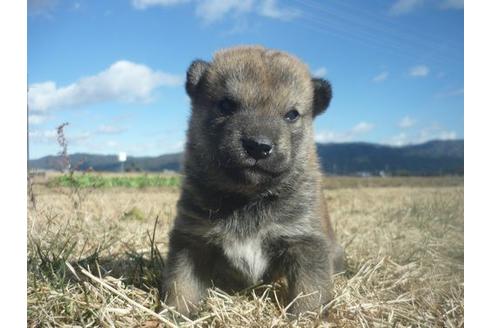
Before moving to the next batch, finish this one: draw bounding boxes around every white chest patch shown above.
[223,237,268,283]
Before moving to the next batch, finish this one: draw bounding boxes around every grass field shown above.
[27,174,464,327]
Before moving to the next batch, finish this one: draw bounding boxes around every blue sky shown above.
[27,0,464,159]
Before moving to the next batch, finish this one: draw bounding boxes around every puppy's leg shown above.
[331,242,346,274]
[283,236,333,315]
[163,248,209,315]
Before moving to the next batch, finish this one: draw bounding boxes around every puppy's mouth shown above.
[217,149,290,184]
[242,162,285,177]
[227,157,289,180]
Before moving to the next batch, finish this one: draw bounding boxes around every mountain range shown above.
[28,139,464,176]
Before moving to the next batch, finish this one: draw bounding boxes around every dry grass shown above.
[27,176,463,327]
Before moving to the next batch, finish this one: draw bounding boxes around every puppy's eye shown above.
[217,98,237,115]
[284,109,300,122]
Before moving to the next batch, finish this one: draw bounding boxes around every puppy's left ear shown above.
[312,78,332,117]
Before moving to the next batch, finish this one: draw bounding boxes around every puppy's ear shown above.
[312,78,332,117]
[186,59,210,98]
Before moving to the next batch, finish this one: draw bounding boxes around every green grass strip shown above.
[49,174,181,188]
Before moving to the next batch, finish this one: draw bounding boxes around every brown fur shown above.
[163,46,345,317]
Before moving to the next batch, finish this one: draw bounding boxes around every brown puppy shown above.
[163,45,344,316]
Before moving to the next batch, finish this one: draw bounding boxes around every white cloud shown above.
[409,65,429,77]
[29,123,126,152]
[220,18,252,36]
[132,0,190,10]
[440,0,464,9]
[28,0,58,16]
[315,130,342,143]
[315,122,375,143]
[97,125,127,135]
[389,0,463,15]
[28,115,47,125]
[398,116,416,128]
[106,140,119,148]
[134,0,300,23]
[196,0,254,23]
[312,67,327,78]
[69,2,83,11]
[28,129,57,143]
[389,0,423,15]
[372,71,389,83]
[28,60,183,112]
[125,138,185,156]
[386,124,457,146]
[257,0,301,20]
[352,122,375,134]
[28,128,91,146]
[387,132,409,146]
[418,125,457,143]
[435,87,464,98]
[67,131,92,145]
[437,131,457,140]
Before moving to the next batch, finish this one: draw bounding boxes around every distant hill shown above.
[28,139,463,176]
[29,152,183,172]
[316,140,463,176]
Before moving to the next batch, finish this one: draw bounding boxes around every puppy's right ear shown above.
[186,59,209,98]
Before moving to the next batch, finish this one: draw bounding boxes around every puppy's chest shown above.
[222,236,268,284]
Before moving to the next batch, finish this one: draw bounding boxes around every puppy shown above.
[163,45,344,316]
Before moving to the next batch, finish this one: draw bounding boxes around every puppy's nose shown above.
[242,137,273,160]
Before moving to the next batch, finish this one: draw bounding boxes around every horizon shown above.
[29,138,463,160]
[28,0,464,159]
